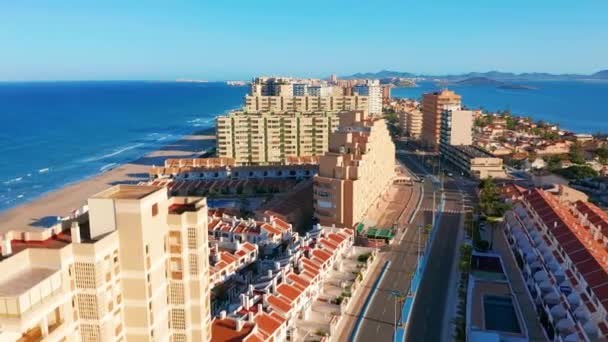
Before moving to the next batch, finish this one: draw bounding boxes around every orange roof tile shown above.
[211,318,255,342]
[255,313,284,338]
[267,294,292,313]
[276,283,301,302]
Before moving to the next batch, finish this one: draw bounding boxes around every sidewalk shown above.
[494,230,548,341]
[441,214,465,342]
[333,253,387,341]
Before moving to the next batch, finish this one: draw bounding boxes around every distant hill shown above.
[591,70,608,79]
[454,77,503,86]
[453,77,536,90]
[340,70,608,81]
[343,70,416,79]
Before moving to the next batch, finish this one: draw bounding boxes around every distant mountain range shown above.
[453,77,537,90]
[341,69,608,81]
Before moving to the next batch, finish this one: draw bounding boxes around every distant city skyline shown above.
[1,1,607,81]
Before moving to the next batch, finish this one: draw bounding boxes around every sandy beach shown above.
[0,132,216,234]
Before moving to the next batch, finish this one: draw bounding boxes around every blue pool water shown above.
[483,295,521,333]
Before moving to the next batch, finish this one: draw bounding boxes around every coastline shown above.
[0,128,216,234]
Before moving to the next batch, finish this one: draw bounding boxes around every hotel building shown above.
[243,95,369,113]
[216,111,339,166]
[0,185,212,342]
[504,188,608,341]
[313,110,395,228]
[421,89,462,150]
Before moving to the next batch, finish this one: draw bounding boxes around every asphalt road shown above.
[400,149,478,342]
[354,147,461,342]
[354,179,433,342]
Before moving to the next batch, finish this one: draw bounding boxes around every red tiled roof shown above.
[267,295,292,313]
[255,312,284,338]
[276,283,301,302]
[524,189,608,310]
[312,249,332,263]
[211,318,255,342]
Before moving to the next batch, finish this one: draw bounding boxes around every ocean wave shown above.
[39,168,50,173]
[82,143,145,162]
[3,177,23,185]
[188,117,215,127]
[100,163,117,172]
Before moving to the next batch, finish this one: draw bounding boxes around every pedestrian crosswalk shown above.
[420,207,465,214]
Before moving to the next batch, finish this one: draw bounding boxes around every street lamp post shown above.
[390,291,405,337]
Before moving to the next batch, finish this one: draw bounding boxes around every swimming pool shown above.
[483,295,522,334]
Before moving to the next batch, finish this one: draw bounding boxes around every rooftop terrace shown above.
[92,184,162,200]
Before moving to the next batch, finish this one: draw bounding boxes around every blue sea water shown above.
[0,81,247,211]
[392,80,608,133]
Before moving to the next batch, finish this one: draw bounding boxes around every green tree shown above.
[478,178,511,250]
[569,142,585,164]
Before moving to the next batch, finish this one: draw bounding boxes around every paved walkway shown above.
[494,230,548,341]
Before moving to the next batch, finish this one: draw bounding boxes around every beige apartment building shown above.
[244,95,369,113]
[440,108,473,146]
[216,111,339,165]
[0,185,211,342]
[421,90,461,150]
[313,111,395,228]
[399,109,423,139]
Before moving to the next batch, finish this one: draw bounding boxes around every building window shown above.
[152,203,158,217]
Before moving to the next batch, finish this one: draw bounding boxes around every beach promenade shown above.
[0,133,215,234]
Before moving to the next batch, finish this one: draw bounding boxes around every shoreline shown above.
[0,127,216,234]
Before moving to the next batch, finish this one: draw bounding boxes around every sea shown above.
[0,81,247,211]
[1,80,607,212]
[392,80,608,134]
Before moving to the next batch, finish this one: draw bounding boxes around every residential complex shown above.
[421,89,462,150]
[0,185,212,342]
[313,110,395,228]
[504,187,608,341]
[216,111,339,165]
[398,109,423,139]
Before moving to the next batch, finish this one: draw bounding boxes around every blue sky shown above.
[1,1,607,81]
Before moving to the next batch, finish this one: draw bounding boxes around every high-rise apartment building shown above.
[329,74,338,85]
[244,95,369,113]
[0,185,212,342]
[250,77,294,96]
[399,109,423,139]
[216,111,339,165]
[306,85,333,97]
[353,80,382,115]
[313,111,395,228]
[381,85,391,100]
[440,107,473,146]
[421,90,461,150]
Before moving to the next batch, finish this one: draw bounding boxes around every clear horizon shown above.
[1,1,607,81]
